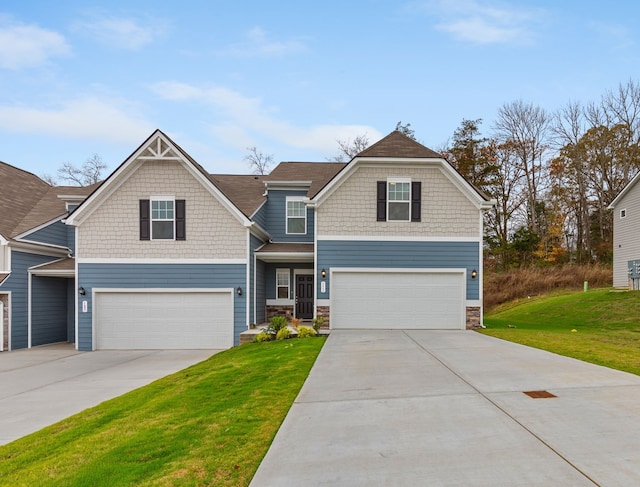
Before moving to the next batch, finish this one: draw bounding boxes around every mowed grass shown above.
[0,338,325,487]
[481,288,640,375]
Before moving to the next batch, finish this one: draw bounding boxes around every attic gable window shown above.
[378,179,421,222]
[140,198,185,241]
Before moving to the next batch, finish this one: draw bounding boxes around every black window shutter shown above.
[411,181,421,222]
[139,199,150,240]
[377,181,387,221]
[176,199,186,240]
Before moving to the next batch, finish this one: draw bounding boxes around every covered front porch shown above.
[254,242,316,322]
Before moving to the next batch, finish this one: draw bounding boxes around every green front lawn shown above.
[481,288,640,375]
[0,338,325,487]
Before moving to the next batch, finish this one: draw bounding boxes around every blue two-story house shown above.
[3,129,493,351]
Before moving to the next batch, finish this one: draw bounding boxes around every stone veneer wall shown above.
[0,294,8,350]
[266,305,294,320]
[466,307,481,329]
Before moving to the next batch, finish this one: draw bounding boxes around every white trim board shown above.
[317,235,482,242]
[77,258,247,265]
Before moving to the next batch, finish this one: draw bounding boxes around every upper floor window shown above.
[152,198,175,239]
[140,198,186,241]
[286,197,307,234]
[377,179,421,222]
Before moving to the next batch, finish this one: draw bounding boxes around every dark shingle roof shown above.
[0,161,96,239]
[209,174,268,217]
[266,162,346,197]
[356,131,442,159]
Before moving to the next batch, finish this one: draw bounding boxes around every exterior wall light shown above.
[321,268,327,279]
[236,287,243,296]
[78,286,86,296]
[471,269,478,279]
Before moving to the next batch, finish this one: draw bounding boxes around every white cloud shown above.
[0,21,70,69]
[221,27,306,57]
[0,96,154,144]
[151,81,381,154]
[425,0,541,44]
[73,16,166,50]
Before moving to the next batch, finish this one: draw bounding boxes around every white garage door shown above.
[331,270,464,329]
[95,290,234,349]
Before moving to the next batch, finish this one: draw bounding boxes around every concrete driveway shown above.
[0,343,218,445]
[250,330,640,486]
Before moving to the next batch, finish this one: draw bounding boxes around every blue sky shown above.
[1,0,639,179]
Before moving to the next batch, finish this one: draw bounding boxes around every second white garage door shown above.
[94,290,234,349]
[331,270,465,329]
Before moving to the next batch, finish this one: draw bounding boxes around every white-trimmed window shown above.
[276,269,290,299]
[151,197,175,240]
[621,209,627,219]
[387,179,411,221]
[286,197,307,234]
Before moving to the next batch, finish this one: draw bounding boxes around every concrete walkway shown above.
[0,343,218,445]
[250,330,640,486]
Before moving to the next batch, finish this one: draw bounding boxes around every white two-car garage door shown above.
[331,270,465,329]
[94,290,234,349]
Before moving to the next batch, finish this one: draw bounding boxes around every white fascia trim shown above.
[317,235,482,242]
[77,258,247,265]
[93,287,234,293]
[265,181,312,191]
[247,222,270,241]
[245,230,251,329]
[255,252,314,263]
[331,267,465,275]
[27,272,32,348]
[9,241,69,257]
[0,234,8,246]
[13,215,66,240]
[609,170,640,209]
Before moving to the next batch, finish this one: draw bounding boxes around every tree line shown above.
[443,80,640,270]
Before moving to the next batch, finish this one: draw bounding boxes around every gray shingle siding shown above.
[77,263,247,351]
[317,240,480,300]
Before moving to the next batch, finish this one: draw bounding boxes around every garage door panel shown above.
[95,291,233,350]
[332,271,464,330]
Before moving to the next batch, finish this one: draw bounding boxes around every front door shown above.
[295,275,314,319]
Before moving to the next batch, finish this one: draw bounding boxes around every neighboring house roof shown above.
[356,130,443,159]
[609,170,640,209]
[0,161,95,240]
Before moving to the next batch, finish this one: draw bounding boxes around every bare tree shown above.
[327,134,370,162]
[54,154,107,186]
[244,146,274,175]
[494,100,551,234]
[41,173,57,185]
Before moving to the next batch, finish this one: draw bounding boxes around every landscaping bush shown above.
[275,328,291,340]
[312,316,326,332]
[267,315,288,335]
[254,331,272,342]
[297,326,316,338]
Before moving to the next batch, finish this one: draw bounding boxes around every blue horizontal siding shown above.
[263,190,314,242]
[23,220,68,248]
[31,276,68,346]
[3,251,66,349]
[317,240,480,300]
[77,263,247,351]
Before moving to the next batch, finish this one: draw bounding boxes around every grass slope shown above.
[481,288,640,375]
[0,338,325,487]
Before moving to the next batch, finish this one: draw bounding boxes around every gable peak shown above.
[356,130,442,159]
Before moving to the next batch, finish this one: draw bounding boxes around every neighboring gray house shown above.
[3,129,494,351]
[609,172,640,288]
